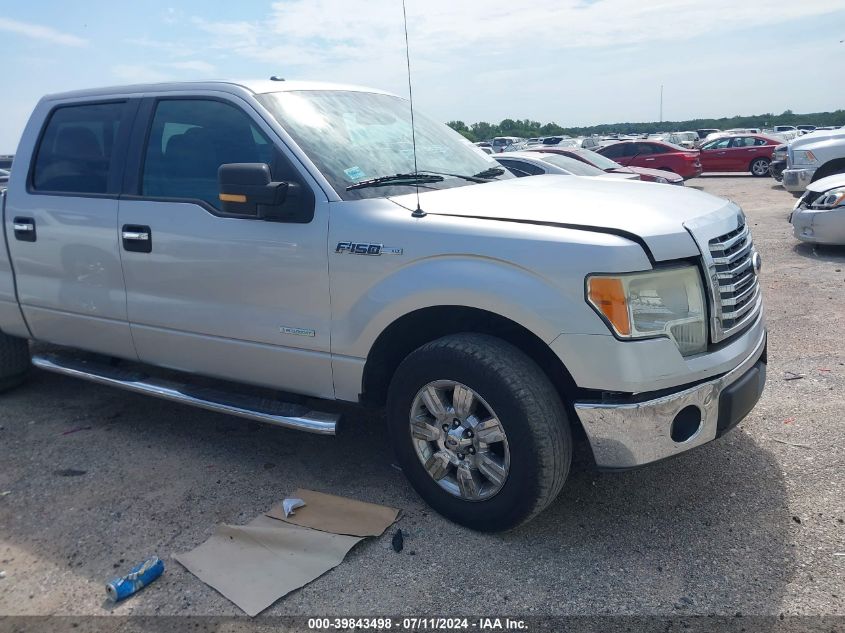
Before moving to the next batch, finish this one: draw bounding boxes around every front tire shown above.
[0,331,31,393]
[750,158,770,177]
[387,333,572,531]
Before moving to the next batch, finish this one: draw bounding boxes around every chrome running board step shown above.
[31,352,338,435]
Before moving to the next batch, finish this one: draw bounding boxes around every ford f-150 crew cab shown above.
[0,80,767,531]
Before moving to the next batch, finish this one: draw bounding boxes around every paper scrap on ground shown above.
[266,488,400,537]
[175,515,362,617]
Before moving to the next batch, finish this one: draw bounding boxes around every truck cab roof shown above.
[42,79,396,102]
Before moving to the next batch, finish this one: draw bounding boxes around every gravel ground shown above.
[0,175,843,623]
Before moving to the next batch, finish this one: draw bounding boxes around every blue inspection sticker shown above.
[344,166,366,181]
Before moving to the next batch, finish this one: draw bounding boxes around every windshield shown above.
[537,154,605,176]
[258,90,506,200]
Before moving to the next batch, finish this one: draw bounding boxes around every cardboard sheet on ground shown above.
[266,488,400,537]
[175,515,362,617]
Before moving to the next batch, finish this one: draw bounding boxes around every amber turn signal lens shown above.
[587,277,631,336]
[219,193,247,203]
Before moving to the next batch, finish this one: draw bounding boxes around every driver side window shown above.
[142,99,280,211]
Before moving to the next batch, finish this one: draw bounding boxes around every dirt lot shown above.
[0,175,843,623]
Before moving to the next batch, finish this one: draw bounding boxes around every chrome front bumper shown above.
[782,167,816,193]
[573,328,767,469]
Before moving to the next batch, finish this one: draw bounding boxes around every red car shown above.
[597,140,702,180]
[527,147,684,185]
[698,134,780,176]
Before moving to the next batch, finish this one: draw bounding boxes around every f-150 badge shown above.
[335,242,403,256]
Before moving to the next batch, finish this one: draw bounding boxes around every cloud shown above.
[111,64,171,83]
[110,59,216,83]
[166,60,216,73]
[196,0,844,61]
[0,17,87,47]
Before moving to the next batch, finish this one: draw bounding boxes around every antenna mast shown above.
[402,0,425,218]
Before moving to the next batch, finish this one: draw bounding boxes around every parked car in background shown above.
[790,173,845,244]
[0,169,9,189]
[698,134,780,176]
[596,140,702,180]
[0,155,13,170]
[769,144,787,181]
[782,127,845,194]
[491,136,524,153]
[696,128,720,140]
[579,136,602,150]
[527,146,683,184]
[540,136,578,148]
[494,151,638,180]
[672,132,699,149]
[797,125,816,133]
[774,125,797,134]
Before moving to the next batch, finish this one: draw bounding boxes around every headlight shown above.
[792,150,818,166]
[810,187,845,210]
[587,266,707,356]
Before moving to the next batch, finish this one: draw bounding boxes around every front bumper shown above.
[790,207,845,245]
[573,328,767,469]
[782,167,816,192]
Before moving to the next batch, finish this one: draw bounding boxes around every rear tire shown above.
[0,331,30,393]
[750,158,770,177]
[387,333,572,531]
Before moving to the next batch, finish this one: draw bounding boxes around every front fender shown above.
[331,254,613,359]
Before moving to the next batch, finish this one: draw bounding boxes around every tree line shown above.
[446,109,845,142]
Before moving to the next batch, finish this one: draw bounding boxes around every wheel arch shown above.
[361,305,581,425]
[812,158,845,182]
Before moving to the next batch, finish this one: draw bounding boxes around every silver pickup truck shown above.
[0,80,766,530]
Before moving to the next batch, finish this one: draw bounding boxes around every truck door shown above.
[4,99,138,359]
[117,96,334,399]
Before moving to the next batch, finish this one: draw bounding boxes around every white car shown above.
[790,173,845,244]
[494,152,638,180]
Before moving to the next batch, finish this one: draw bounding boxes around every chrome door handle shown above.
[121,224,152,253]
[13,216,36,242]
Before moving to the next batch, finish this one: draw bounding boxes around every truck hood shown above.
[806,172,845,193]
[389,175,738,261]
[791,127,845,149]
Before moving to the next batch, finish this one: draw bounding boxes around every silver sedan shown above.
[790,173,845,245]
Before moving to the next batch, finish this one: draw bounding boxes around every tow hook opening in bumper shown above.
[573,331,767,470]
[670,405,702,443]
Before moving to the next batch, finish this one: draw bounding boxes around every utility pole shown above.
[659,84,663,124]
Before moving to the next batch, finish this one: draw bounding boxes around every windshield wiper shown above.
[346,173,443,191]
[418,170,490,183]
[472,167,506,180]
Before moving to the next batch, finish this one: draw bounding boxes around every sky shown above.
[1,0,844,152]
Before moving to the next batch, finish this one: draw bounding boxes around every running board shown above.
[31,353,338,435]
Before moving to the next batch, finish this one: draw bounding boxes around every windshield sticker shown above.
[344,166,366,181]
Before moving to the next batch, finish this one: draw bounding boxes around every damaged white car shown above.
[790,174,845,245]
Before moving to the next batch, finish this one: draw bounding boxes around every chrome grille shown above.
[707,221,761,341]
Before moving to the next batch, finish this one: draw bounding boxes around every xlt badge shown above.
[335,242,403,256]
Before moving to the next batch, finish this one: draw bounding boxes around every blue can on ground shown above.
[106,557,164,602]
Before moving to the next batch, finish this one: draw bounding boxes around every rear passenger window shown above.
[32,102,125,194]
[142,99,277,210]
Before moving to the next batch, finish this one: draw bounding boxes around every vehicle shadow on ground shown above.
[792,242,845,263]
[697,174,753,179]
[0,370,791,616]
